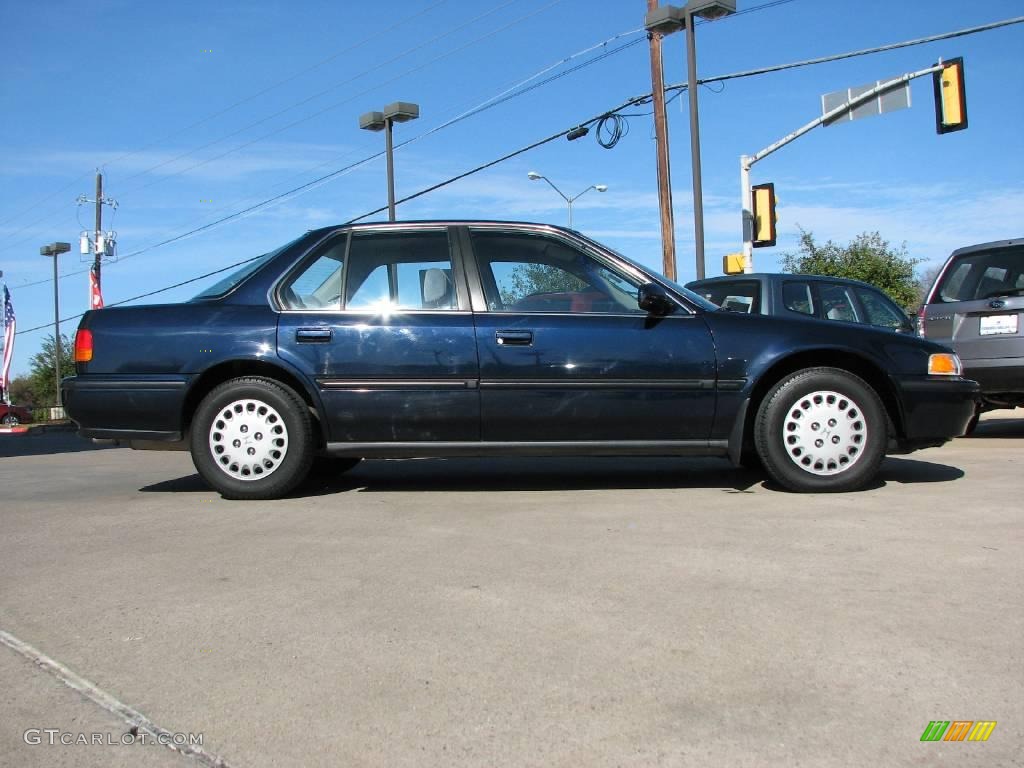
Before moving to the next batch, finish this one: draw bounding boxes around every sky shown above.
[1,0,1022,379]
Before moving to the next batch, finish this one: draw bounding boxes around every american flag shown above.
[2,284,15,396]
[89,265,104,309]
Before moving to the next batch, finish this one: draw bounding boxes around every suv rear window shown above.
[933,246,1024,302]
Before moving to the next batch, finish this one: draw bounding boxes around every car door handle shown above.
[296,328,333,343]
[495,330,533,346]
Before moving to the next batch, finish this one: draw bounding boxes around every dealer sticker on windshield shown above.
[979,314,1019,335]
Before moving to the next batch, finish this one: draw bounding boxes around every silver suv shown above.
[919,238,1023,428]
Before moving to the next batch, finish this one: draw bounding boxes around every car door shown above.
[460,225,717,442]
[275,226,480,443]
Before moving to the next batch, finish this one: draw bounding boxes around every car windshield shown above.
[190,237,304,300]
[576,235,720,311]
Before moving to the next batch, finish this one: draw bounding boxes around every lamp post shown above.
[358,102,420,222]
[40,242,71,409]
[644,0,737,279]
[527,172,608,229]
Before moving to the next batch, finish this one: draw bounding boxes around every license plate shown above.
[979,314,1019,335]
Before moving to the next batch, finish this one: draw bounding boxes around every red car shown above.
[0,404,32,426]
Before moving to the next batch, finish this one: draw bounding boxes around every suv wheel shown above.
[190,377,313,500]
[1,414,19,426]
[755,367,887,492]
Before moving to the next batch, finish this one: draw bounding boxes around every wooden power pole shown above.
[647,0,677,281]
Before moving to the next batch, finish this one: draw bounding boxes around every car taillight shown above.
[74,329,93,362]
[916,306,927,338]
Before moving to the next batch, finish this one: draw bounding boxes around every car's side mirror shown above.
[637,283,676,315]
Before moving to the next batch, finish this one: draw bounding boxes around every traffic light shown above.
[723,253,745,274]
[751,183,777,248]
[933,57,967,134]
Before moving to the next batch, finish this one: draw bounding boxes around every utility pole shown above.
[78,171,116,308]
[685,6,706,279]
[647,0,678,281]
[94,172,102,293]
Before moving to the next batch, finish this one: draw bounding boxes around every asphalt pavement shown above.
[1,414,1021,767]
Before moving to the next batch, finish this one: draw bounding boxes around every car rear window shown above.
[933,246,1024,302]
[695,281,760,313]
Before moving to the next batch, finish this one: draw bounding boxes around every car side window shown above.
[345,231,456,311]
[470,230,644,314]
[782,281,814,316]
[280,234,346,310]
[819,283,861,323]
[856,287,909,330]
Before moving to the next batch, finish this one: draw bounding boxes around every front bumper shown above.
[61,375,191,441]
[891,375,980,450]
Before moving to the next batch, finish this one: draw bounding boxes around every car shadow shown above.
[962,416,1024,440]
[0,430,120,458]
[139,454,966,498]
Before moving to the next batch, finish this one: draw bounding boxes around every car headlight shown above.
[928,352,962,376]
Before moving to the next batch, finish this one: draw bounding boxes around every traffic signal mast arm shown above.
[739,61,947,274]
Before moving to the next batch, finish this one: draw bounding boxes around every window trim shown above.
[462,224,689,317]
[271,226,469,314]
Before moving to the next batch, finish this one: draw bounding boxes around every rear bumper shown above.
[961,357,1024,399]
[61,375,190,441]
[891,375,980,449]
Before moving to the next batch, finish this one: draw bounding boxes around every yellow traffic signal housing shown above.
[751,183,776,247]
[933,57,967,134]
[723,253,745,274]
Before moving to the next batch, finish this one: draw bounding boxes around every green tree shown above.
[781,229,920,309]
[27,333,73,409]
[6,375,38,409]
[500,263,587,306]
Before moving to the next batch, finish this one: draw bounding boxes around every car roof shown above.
[947,238,1023,258]
[304,220,577,236]
[686,273,883,291]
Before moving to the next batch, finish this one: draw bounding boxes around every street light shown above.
[527,172,608,229]
[40,242,71,410]
[358,101,420,222]
[645,0,737,280]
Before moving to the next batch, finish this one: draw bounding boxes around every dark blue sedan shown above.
[62,221,978,499]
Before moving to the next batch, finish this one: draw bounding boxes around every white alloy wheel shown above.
[782,390,867,476]
[208,398,289,481]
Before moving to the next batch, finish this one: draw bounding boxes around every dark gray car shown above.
[919,238,1024,428]
[686,273,915,333]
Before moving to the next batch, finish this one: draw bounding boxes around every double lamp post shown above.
[645,0,736,281]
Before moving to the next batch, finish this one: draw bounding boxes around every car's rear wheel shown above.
[1,414,19,426]
[754,367,887,492]
[190,377,313,500]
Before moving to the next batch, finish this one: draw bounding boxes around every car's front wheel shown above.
[190,377,314,500]
[754,367,887,492]
[1,414,19,426]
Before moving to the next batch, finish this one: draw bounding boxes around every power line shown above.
[123,0,567,195]
[9,25,647,290]
[0,1,451,233]
[12,12,1021,318]
[665,14,1024,92]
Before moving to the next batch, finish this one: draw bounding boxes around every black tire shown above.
[190,376,314,500]
[1,414,19,426]
[754,367,887,493]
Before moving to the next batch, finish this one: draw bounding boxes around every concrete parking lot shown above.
[1,414,1021,768]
